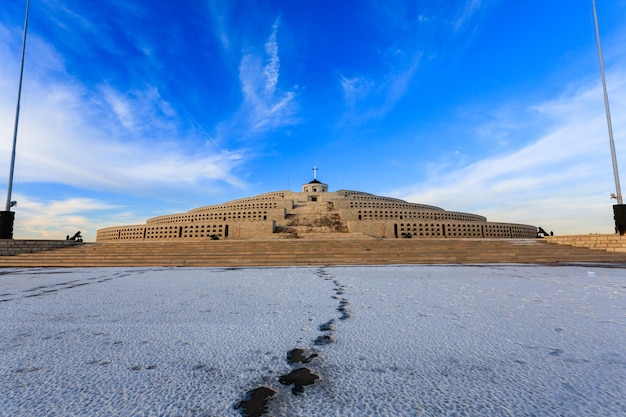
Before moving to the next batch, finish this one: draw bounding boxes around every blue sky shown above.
[1,0,625,240]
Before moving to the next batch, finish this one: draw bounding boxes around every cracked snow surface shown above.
[1,265,625,416]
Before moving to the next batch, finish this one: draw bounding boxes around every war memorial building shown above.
[96,174,536,242]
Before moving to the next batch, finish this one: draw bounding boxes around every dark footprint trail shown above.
[1,271,127,303]
[235,267,352,416]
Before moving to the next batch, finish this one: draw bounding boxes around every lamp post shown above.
[591,0,625,234]
[1,0,30,239]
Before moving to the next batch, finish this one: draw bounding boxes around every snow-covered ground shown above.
[1,265,624,416]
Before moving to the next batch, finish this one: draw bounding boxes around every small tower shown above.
[302,166,328,194]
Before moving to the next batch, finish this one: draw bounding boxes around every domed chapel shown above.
[96,169,536,241]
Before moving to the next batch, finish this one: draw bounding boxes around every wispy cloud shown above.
[452,0,483,31]
[101,86,137,131]
[100,84,177,134]
[0,24,245,202]
[263,18,281,97]
[1,7,301,239]
[339,54,420,122]
[340,75,375,110]
[393,70,626,234]
[206,0,234,51]
[225,16,298,136]
[239,18,298,134]
[338,0,490,125]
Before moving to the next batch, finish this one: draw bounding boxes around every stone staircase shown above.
[1,238,626,267]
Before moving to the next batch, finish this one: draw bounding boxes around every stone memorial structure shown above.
[96,174,536,242]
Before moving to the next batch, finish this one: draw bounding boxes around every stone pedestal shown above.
[614,204,626,235]
[0,211,15,239]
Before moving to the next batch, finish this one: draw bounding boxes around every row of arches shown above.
[149,211,269,225]
[392,223,517,238]
[357,210,481,222]
[99,224,232,240]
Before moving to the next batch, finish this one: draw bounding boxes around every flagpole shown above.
[1,0,30,239]
[592,0,622,205]
[591,0,626,234]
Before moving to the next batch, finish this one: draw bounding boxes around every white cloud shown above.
[393,70,626,235]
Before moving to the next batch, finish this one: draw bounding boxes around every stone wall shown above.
[340,208,486,222]
[0,239,82,256]
[545,234,626,252]
[96,220,275,242]
[147,208,286,225]
[347,221,536,239]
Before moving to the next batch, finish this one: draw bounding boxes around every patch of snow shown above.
[0,265,624,416]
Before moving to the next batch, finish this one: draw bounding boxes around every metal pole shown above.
[592,0,623,204]
[5,0,31,211]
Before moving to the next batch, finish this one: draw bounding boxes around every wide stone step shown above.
[1,239,625,267]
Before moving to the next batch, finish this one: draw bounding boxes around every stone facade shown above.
[96,179,537,241]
